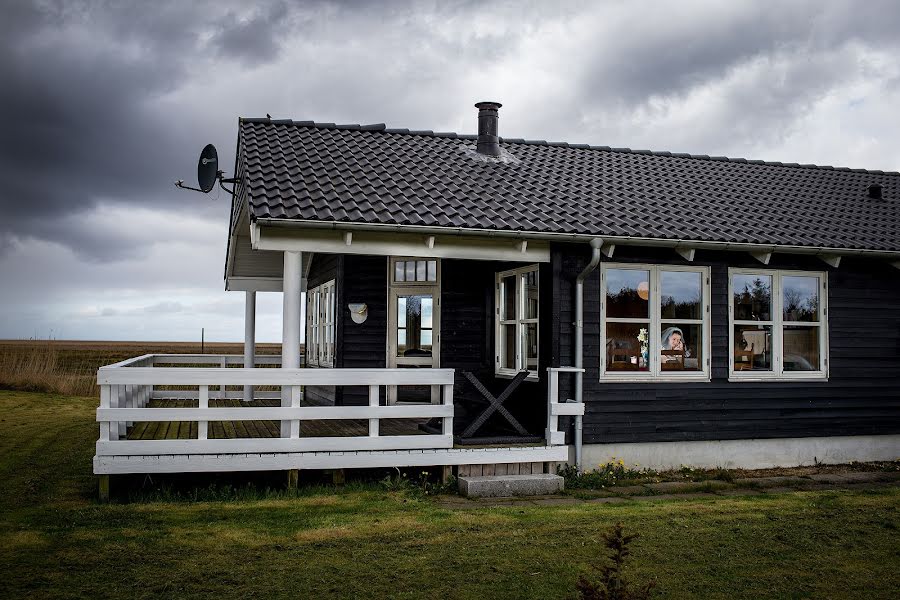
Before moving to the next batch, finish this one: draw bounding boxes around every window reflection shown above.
[783,276,819,322]
[397,295,433,357]
[606,269,650,319]
[733,274,772,321]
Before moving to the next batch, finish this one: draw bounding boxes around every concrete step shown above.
[458,474,565,498]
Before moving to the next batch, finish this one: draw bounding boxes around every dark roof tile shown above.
[236,119,900,252]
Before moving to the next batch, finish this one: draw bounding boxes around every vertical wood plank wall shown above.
[553,243,900,444]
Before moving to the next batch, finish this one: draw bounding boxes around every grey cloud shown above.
[144,301,185,314]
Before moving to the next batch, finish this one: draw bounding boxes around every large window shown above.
[305,279,335,367]
[729,269,827,379]
[495,265,540,378]
[601,264,710,380]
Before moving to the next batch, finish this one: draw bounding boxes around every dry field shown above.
[0,339,283,398]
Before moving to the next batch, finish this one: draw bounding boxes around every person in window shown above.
[660,326,690,362]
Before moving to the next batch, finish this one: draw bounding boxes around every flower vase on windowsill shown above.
[637,328,649,369]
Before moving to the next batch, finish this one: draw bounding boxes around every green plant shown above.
[560,459,658,489]
[577,523,656,600]
[379,468,456,497]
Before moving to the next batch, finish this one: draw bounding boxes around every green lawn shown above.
[1,390,898,599]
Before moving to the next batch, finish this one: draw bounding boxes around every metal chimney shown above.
[867,183,883,200]
[475,101,502,157]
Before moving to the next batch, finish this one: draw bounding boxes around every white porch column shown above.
[281,251,303,437]
[243,290,256,403]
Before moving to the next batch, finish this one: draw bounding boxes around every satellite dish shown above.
[197,144,219,193]
[174,143,239,195]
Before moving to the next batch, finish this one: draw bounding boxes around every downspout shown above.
[575,238,604,471]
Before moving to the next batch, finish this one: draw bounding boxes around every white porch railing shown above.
[545,367,585,446]
[95,354,455,457]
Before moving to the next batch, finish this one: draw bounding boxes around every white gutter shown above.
[574,239,603,471]
[253,218,900,259]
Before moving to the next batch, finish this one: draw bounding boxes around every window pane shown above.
[427,260,437,281]
[405,261,415,282]
[606,322,650,371]
[525,322,538,370]
[784,326,819,371]
[502,276,517,321]
[733,324,773,371]
[733,274,771,321]
[660,323,702,372]
[397,295,432,357]
[783,276,819,322]
[524,270,539,319]
[661,271,701,320]
[421,329,433,346]
[501,323,517,369]
[395,261,405,282]
[606,269,650,319]
[416,260,426,281]
[421,297,433,328]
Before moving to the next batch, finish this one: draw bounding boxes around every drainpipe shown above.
[575,238,603,471]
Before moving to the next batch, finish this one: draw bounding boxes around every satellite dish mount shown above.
[175,144,240,194]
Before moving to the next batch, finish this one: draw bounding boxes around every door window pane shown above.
[661,271,701,320]
[396,295,432,357]
[416,260,426,281]
[606,269,650,319]
[606,322,650,371]
[733,324,773,371]
[783,326,819,371]
[394,261,405,282]
[783,276,819,322]
[733,274,771,321]
[427,260,437,281]
[660,323,702,371]
[405,261,415,282]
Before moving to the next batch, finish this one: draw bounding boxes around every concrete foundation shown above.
[579,434,900,471]
[458,474,564,498]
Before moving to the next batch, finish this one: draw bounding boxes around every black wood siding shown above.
[554,243,900,444]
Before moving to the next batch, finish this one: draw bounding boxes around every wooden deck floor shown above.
[126,398,427,441]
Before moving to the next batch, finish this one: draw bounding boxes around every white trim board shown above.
[94,445,569,474]
[579,435,900,471]
[253,224,551,263]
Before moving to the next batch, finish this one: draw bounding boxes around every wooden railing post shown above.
[546,368,559,446]
[198,385,209,440]
[219,356,227,400]
[99,384,111,442]
[289,386,301,439]
[368,385,379,437]
[442,383,454,437]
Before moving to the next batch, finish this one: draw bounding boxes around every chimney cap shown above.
[475,101,502,110]
[868,183,883,199]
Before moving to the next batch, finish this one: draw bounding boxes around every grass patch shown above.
[1,389,899,599]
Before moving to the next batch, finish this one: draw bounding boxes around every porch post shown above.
[243,290,256,403]
[281,251,303,437]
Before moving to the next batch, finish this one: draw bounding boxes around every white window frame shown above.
[600,263,711,382]
[728,268,828,381]
[305,279,336,368]
[495,264,540,380]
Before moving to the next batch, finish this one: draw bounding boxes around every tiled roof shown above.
[236,118,900,252]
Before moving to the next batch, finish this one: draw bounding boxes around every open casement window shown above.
[600,264,710,380]
[729,269,828,380]
[495,265,540,379]
[305,279,336,367]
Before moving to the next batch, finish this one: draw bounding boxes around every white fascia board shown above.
[255,224,551,262]
[226,277,283,292]
[252,218,900,260]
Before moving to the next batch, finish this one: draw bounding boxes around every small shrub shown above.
[380,468,456,497]
[577,523,656,600]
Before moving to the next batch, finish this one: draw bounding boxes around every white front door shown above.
[387,258,441,404]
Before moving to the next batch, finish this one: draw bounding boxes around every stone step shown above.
[458,474,565,498]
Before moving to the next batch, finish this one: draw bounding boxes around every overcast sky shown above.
[1,0,899,342]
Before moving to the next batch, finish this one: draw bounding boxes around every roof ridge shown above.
[238,116,900,177]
